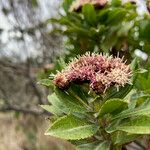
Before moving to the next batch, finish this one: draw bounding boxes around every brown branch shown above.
[28,77,44,104]
[147,136,150,150]
[25,58,44,104]
[122,146,127,150]
[0,60,28,75]
[0,104,50,116]
[134,141,146,150]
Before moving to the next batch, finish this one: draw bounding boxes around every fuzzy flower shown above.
[53,72,69,89]
[69,0,107,12]
[53,53,132,93]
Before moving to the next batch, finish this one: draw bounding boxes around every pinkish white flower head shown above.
[69,0,107,12]
[53,53,132,93]
[53,71,69,89]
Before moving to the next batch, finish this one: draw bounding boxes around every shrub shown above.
[40,0,150,149]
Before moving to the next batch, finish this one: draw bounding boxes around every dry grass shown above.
[0,113,75,150]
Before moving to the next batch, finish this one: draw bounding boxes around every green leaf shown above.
[111,0,121,6]
[114,116,150,134]
[45,115,99,140]
[47,18,59,24]
[136,71,150,91]
[112,98,150,120]
[40,105,63,116]
[106,9,126,25]
[129,57,139,84]
[98,9,110,24]
[40,105,52,112]
[130,57,138,71]
[140,20,150,40]
[62,0,73,12]
[55,88,87,113]
[76,142,99,150]
[59,16,74,26]
[105,84,133,100]
[38,79,53,87]
[111,131,141,145]
[68,84,89,103]
[94,141,111,150]
[98,99,128,117]
[136,68,147,74]
[57,57,67,70]
[129,91,150,109]
[64,27,89,37]
[47,93,69,114]
[76,140,111,150]
[82,4,96,26]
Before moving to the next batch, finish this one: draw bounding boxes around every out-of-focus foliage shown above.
[48,0,150,60]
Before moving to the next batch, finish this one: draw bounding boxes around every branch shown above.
[148,136,150,150]
[127,141,146,150]
[28,77,44,104]
[0,60,28,75]
[0,105,51,116]
[134,141,146,150]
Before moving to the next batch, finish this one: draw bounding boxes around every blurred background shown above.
[0,0,150,150]
[0,0,74,149]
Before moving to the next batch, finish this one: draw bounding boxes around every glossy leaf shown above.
[106,9,126,25]
[111,0,121,6]
[112,116,150,134]
[62,0,73,12]
[55,88,87,113]
[112,98,150,120]
[98,9,110,24]
[111,131,141,145]
[67,84,89,103]
[82,4,96,26]
[140,20,150,40]
[98,99,128,117]
[45,115,99,140]
[104,84,133,100]
[129,91,150,109]
[38,79,53,87]
[48,93,69,114]
[76,142,99,150]
[94,141,111,150]
[40,105,62,116]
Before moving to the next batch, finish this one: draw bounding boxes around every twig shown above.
[0,105,51,116]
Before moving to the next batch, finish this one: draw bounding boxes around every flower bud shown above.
[53,53,132,93]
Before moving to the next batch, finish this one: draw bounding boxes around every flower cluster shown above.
[70,0,107,12]
[53,53,132,93]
